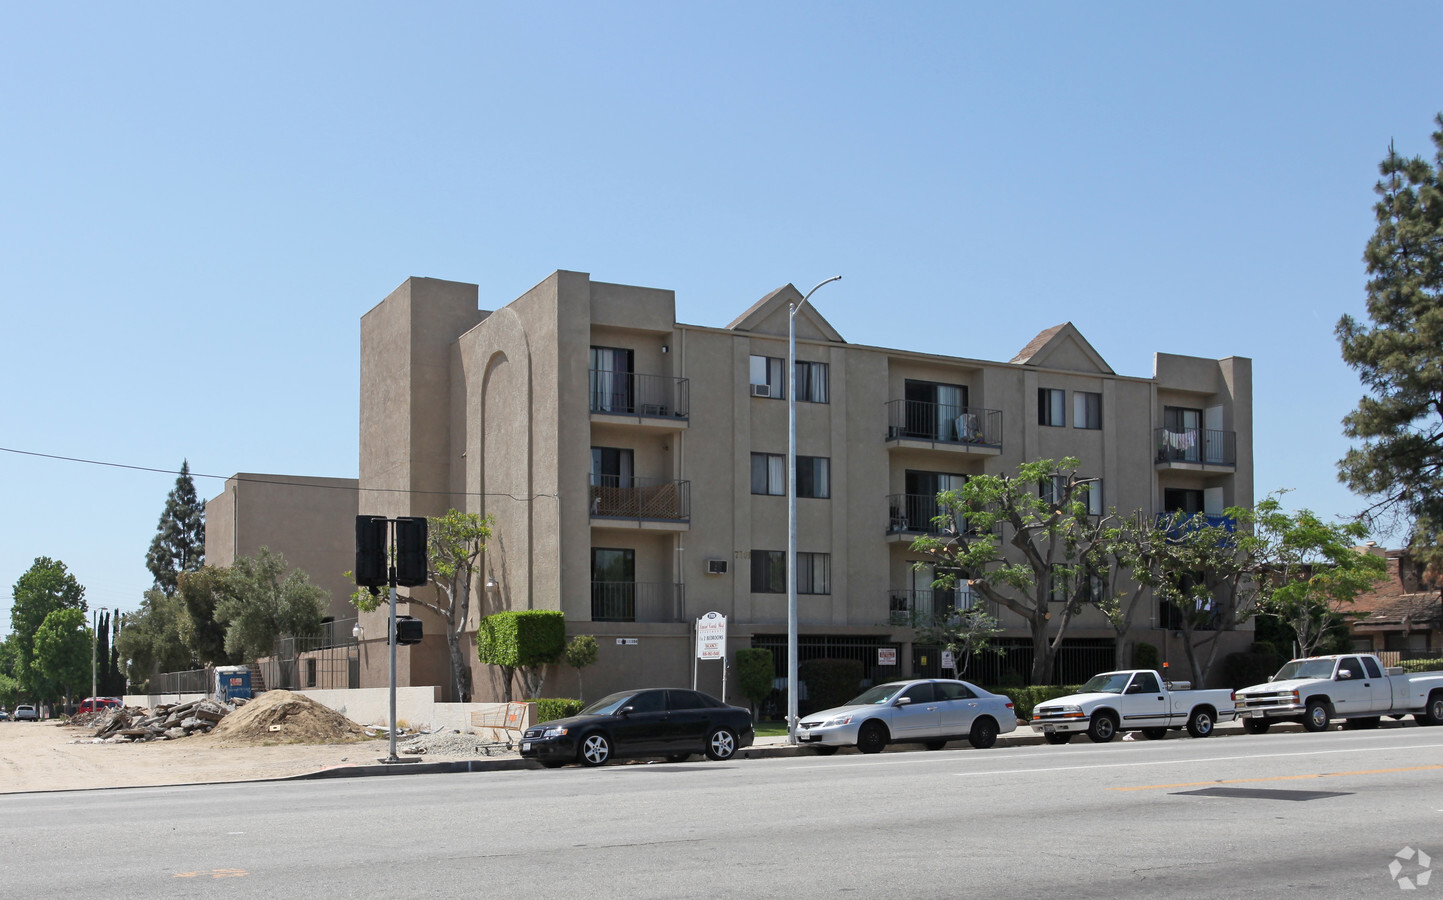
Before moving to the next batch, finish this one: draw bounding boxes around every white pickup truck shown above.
[1234,653,1443,733]
[1030,669,1237,744]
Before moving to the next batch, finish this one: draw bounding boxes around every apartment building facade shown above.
[352,271,1255,704]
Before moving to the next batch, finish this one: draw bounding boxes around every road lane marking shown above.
[1110,764,1443,792]
[173,869,248,879]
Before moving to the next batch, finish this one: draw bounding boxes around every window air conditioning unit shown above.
[706,559,728,575]
[750,383,772,398]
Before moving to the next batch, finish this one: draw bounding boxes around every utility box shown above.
[215,665,253,701]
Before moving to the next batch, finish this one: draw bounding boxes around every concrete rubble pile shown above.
[88,698,246,743]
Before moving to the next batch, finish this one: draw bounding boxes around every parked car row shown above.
[521,654,1443,768]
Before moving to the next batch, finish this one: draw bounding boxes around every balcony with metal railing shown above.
[1154,427,1235,469]
[885,401,1002,455]
[886,492,954,539]
[589,370,689,429]
[1157,511,1237,539]
[887,588,978,625]
[589,476,690,530]
[591,581,686,623]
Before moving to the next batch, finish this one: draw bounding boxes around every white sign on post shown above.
[942,650,956,671]
[696,611,727,659]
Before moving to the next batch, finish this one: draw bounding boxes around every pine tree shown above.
[1337,114,1443,532]
[146,460,206,595]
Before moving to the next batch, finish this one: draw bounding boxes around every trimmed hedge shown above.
[1133,642,1160,671]
[991,685,1081,720]
[476,610,566,667]
[735,648,774,713]
[799,658,865,712]
[1397,658,1443,674]
[534,698,585,723]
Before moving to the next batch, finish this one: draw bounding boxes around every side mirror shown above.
[895,696,912,707]
[1124,684,1143,695]
[1337,671,1352,680]
[617,706,635,716]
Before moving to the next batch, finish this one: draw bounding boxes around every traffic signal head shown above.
[394,615,423,645]
[394,516,429,587]
[355,516,388,588]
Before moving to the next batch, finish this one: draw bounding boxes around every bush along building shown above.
[211,272,1254,707]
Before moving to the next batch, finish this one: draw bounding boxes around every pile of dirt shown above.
[201,689,369,746]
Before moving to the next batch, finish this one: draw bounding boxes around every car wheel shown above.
[968,717,999,750]
[705,728,738,761]
[579,732,612,766]
[666,753,693,763]
[1043,732,1073,745]
[1419,693,1443,727]
[1302,700,1332,733]
[1242,718,1271,734]
[1186,709,1215,738]
[856,720,889,754]
[1141,728,1168,740]
[539,759,568,769]
[922,740,947,751]
[1087,713,1118,743]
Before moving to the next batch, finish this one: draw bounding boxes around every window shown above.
[903,380,970,441]
[1338,657,1365,680]
[1130,671,1161,694]
[1040,475,1066,508]
[589,346,635,413]
[1073,391,1101,429]
[751,550,830,594]
[749,355,785,398]
[797,456,830,499]
[1362,656,1383,679]
[1081,479,1103,516]
[1038,388,1066,426]
[751,453,785,495]
[1163,488,1204,514]
[590,447,634,488]
[795,360,829,403]
[591,548,636,621]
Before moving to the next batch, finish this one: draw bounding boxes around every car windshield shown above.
[845,683,908,705]
[1272,659,1338,681]
[578,691,638,716]
[1078,673,1132,694]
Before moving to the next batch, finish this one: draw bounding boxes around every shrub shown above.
[477,610,567,699]
[798,658,864,712]
[992,685,1080,720]
[1398,658,1443,674]
[735,648,774,715]
[1133,642,1160,670]
[534,698,585,723]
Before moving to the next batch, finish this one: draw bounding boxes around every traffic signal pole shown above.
[386,578,401,764]
[356,515,428,765]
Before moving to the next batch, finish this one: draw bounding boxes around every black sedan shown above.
[520,688,754,768]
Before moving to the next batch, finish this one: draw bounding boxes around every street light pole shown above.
[787,275,841,745]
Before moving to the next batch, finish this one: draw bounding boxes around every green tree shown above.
[735,648,775,718]
[175,566,233,665]
[911,457,1114,685]
[476,610,565,701]
[1098,513,1170,669]
[9,557,86,696]
[32,607,90,705]
[146,460,206,596]
[0,636,21,708]
[909,605,1002,677]
[562,634,599,701]
[213,548,328,662]
[1265,511,1387,657]
[115,589,193,691]
[1337,114,1443,533]
[351,510,494,702]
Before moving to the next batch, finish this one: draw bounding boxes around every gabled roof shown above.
[726,284,846,343]
[1009,322,1114,374]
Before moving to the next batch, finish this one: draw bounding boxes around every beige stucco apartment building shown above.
[269,270,1252,704]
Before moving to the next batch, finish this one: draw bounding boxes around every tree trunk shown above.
[1029,614,1054,685]
[444,627,471,703]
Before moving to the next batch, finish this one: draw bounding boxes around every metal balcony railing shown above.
[1154,427,1235,466]
[589,476,690,521]
[886,493,957,535]
[590,581,686,623]
[887,588,979,625]
[1157,511,1237,539]
[885,401,1002,448]
[589,370,690,419]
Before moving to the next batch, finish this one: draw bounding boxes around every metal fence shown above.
[591,581,686,623]
[589,370,690,419]
[151,667,210,695]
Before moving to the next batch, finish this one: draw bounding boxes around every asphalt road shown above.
[4,725,1441,898]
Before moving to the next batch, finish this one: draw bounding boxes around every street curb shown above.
[286,756,540,779]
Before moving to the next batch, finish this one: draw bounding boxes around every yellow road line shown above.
[1110,764,1443,792]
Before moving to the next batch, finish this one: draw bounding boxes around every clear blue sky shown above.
[3,3,1440,633]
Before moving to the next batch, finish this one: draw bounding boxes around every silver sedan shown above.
[795,678,1018,754]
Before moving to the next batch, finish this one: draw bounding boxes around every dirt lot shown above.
[0,720,396,793]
